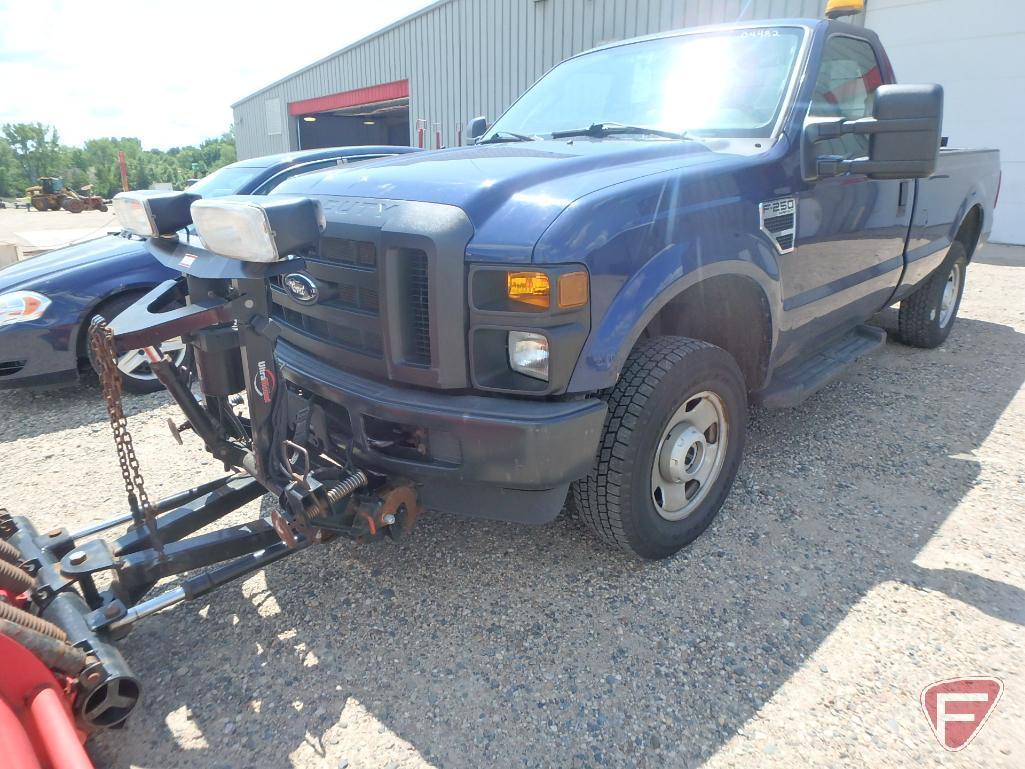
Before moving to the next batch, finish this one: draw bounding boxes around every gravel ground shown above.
[1,245,1023,769]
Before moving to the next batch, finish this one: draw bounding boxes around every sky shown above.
[0,0,436,149]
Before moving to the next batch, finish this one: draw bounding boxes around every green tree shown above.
[79,137,144,197]
[2,123,65,185]
[0,139,24,197]
[0,123,235,198]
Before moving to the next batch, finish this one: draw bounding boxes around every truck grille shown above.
[405,250,431,365]
[271,238,431,377]
[321,237,377,269]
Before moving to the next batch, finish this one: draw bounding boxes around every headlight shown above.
[505,270,589,310]
[0,291,51,326]
[113,190,197,237]
[507,271,550,309]
[191,195,325,262]
[508,331,549,381]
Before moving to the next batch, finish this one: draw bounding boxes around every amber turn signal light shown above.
[557,271,588,308]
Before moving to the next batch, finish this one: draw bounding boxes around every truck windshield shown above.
[484,27,805,141]
[185,166,265,197]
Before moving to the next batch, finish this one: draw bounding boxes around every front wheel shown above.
[572,337,747,559]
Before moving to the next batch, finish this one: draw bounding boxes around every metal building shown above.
[232,0,1022,244]
[232,0,843,158]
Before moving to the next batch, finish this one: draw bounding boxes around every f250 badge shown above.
[283,273,319,305]
[759,197,797,255]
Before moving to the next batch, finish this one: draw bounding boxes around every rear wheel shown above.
[897,241,968,349]
[571,337,747,559]
[85,292,191,394]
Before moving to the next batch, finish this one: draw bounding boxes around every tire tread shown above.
[571,336,718,553]
[898,242,967,349]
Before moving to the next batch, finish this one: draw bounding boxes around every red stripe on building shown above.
[288,79,409,116]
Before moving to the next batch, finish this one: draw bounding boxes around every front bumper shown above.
[277,340,607,524]
[0,323,78,389]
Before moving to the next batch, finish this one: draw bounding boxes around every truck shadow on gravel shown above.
[89,316,1025,769]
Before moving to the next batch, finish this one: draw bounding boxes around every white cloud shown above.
[0,0,435,149]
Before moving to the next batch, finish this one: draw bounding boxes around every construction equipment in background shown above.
[26,177,109,214]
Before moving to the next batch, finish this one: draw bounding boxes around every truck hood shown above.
[0,234,144,292]
[276,139,744,260]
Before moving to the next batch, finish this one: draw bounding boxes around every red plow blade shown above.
[0,633,94,769]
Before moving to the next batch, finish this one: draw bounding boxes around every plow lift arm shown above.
[0,192,422,768]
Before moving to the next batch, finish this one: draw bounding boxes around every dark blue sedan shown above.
[0,145,416,392]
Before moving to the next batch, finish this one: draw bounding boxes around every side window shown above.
[337,154,385,165]
[255,159,339,194]
[809,36,884,159]
[257,155,394,194]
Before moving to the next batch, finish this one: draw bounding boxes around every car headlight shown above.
[113,190,197,237]
[191,195,325,262]
[0,291,51,326]
[508,331,549,381]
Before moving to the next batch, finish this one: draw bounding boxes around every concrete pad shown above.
[13,228,110,251]
[0,209,119,255]
[0,241,19,267]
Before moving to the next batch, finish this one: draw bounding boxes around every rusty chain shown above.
[88,319,164,557]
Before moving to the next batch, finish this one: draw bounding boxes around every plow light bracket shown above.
[112,190,199,237]
[191,195,325,263]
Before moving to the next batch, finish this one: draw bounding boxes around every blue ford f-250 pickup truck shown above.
[134,17,1001,560]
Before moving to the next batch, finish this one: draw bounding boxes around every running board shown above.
[752,324,887,409]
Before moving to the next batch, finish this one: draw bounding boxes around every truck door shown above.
[782,34,911,360]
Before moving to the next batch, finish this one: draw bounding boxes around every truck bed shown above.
[899,147,1002,294]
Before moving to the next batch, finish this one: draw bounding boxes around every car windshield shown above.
[484,27,805,141]
[185,165,265,197]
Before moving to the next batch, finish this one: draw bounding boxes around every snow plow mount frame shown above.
[0,251,422,740]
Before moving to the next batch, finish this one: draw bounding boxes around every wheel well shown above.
[641,275,772,390]
[955,205,983,260]
[75,288,151,361]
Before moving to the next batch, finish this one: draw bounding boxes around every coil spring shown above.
[325,470,369,506]
[0,538,21,564]
[0,601,67,642]
[0,559,34,594]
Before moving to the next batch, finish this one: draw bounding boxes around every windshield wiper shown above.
[551,122,689,141]
[479,131,538,144]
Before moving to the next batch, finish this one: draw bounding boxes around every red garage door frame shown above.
[288,79,409,116]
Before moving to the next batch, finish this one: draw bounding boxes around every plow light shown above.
[112,190,198,237]
[191,195,325,262]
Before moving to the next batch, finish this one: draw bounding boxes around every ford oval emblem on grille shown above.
[283,273,319,305]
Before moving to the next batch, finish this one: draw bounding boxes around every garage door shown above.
[866,0,1024,244]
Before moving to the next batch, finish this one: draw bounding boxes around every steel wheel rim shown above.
[116,338,187,382]
[939,261,961,328]
[650,390,728,522]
